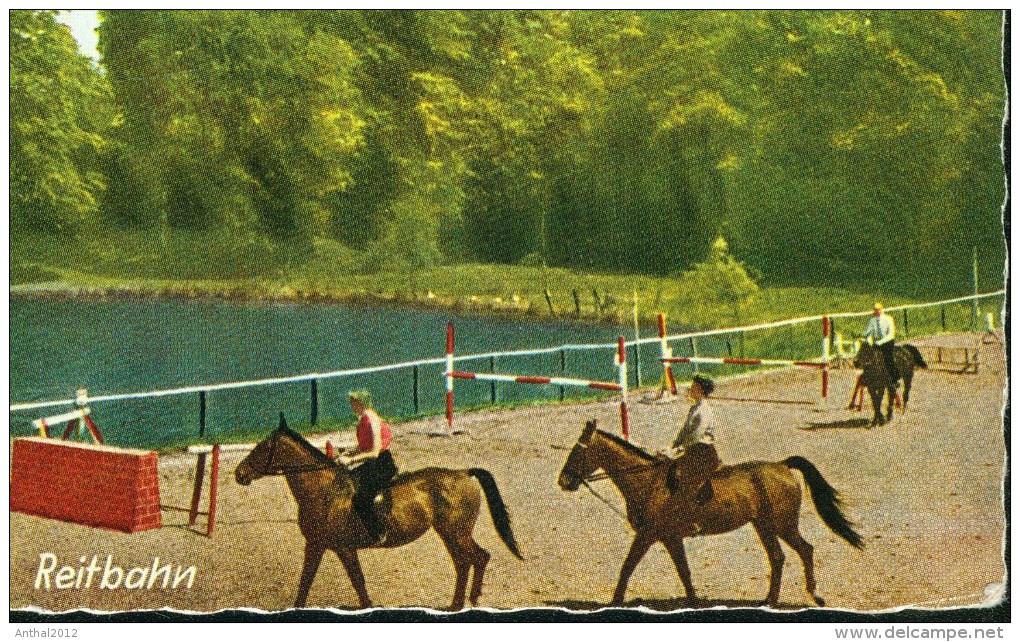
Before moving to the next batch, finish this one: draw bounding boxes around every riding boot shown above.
[352,454,393,545]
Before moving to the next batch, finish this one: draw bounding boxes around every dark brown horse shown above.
[853,342,928,426]
[235,415,523,610]
[558,420,863,607]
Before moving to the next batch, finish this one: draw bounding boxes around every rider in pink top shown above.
[340,390,397,545]
[355,407,392,452]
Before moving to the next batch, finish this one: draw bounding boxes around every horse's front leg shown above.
[886,385,896,422]
[295,543,325,608]
[662,536,698,606]
[611,531,657,606]
[867,386,884,426]
[337,548,372,609]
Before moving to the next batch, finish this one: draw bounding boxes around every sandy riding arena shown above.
[10,334,1006,613]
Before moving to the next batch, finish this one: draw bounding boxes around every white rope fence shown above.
[9,290,1004,414]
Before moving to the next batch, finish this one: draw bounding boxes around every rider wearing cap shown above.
[339,390,397,545]
[863,302,899,385]
[670,374,717,454]
[665,374,722,534]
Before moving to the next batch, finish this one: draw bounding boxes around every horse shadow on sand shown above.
[797,417,872,431]
[544,596,809,612]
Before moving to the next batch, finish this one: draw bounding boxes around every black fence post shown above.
[902,309,909,338]
[559,350,566,402]
[412,365,420,415]
[199,390,207,439]
[489,356,497,404]
[941,306,947,332]
[310,379,319,426]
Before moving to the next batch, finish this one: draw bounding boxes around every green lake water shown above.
[10,299,688,448]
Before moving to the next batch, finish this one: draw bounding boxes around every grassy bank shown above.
[11,261,923,332]
[10,229,936,331]
[12,233,1002,453]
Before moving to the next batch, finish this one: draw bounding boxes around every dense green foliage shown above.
[10,10,1006,294]
[10,10,114,235]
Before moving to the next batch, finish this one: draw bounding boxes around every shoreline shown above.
[9,280,650,327]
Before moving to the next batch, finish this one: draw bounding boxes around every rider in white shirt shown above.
[863,302,899,385]
[666,375,721,534]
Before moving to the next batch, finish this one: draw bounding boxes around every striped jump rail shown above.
[661,357,826,368]
[445,323,631,439]
[448,371,623,391]
[657,313,831,402]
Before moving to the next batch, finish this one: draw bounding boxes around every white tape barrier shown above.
[10,290,1003,413]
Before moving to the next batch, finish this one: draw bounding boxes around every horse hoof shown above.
[813,594,826,607]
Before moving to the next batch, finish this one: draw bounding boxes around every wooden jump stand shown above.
[929,315,998,374]
[187,444,221,536]
[187,443,255,536]
[982,312,1004,346]
[32,389,106,443]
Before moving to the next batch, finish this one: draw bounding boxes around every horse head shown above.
[235,412,335,485]
[557,419,599,491]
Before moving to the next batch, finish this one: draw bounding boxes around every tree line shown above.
[10,9,1006,292]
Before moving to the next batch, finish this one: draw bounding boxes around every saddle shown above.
[665,442,722,501]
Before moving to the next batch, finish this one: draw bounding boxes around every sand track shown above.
[10,335,1006,613]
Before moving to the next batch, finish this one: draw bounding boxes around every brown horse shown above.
[853,342,928,426]
[557,420,863,607]
[235,415,523,610]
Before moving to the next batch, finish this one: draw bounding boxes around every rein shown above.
[563,439,663,523]
[583,462,659,483]
[259,462,337,476]
[256,431,338,476]
[579,478,629,520]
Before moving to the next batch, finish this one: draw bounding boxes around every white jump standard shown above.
[443,323,632,439]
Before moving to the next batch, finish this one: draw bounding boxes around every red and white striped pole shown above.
[448,370,621,391]
[663,356,826,368]
[822,316,830,401]
[207,443,220,537]
[658,313,678,396]
[446,322,455,431]
[618,336,630,440]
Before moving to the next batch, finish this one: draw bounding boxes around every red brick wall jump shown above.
[10,437,162,533]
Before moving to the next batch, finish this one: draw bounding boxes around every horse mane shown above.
[279,426,338,468]
[595,429,657,461]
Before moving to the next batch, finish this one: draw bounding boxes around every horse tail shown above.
[902,343,928,369]
[783,457,864,549]
[468,468,524,560]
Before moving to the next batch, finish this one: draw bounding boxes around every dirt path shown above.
[10,335,1006,613]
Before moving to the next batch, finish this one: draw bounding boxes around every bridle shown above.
[561,438,659,522]
[561,438,661,485]
[251,429,338,476]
